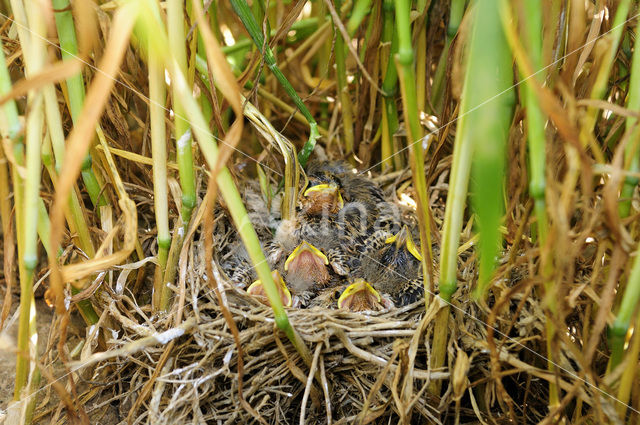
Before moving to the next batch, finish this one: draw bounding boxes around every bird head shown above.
[247,270,293,307]
[383,225,423,262]
[337,278,384,311]
[301,183,344,215]
[284,240,331,287]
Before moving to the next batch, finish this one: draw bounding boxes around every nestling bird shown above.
[246,270,293,307]
[300,183,344,216]
[268,218,343,306]
[351,225,425,307]
[337,278,393,312]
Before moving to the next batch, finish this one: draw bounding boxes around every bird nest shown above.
[48,170,567,425]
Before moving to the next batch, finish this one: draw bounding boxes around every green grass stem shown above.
[619,18,640,218]
[229,0,320,167]
[415,0,428,114]
[395,0,437,396]
[582,0,631,136]
[53,0,107,208]
[168,0,197,227]
[610,247,640,369]
[380,0,401,171]
[615,310,640,419]
[347,0,372,36]
[516,0,558,407]
[148,41,171,312]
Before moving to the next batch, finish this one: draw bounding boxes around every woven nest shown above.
[48,158,587,425]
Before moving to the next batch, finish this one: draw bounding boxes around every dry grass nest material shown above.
[50,162,589,425]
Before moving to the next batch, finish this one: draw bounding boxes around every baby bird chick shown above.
[246,270,293,308]
[284,240,331,293]
[356,225,424,307]
[305,160,385,215]
[300,183,344,216]
[337,278,393,312]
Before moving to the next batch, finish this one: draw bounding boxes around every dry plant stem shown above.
[300,343,323,425]
[393,0,433,306]
[582,0,631,136]
[148,43,171,312]
[431,0,464,112]
[619,18,640,218]
[242,99,300,222]
[168,0,197,226]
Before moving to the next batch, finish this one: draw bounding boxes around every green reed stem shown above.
[615,310,640,419]
[516,0,558,408]
[415,0,428,114]
[440,0,514,298]
[10,3,39,408]
[148,41,171,312]
[396,0,439,396]
[220,18,319,56]
[168,0,197,226]
[13,0,48,409]
[380,0,401,171]
[610,246,640,369]
[53,0,106,208]
[229,0,320,167]
[27,0,100,326]
[619,19,640,218]
[347,0,372,35]
[394,0,433,297]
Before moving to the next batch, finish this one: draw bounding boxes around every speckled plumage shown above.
[354,226,425,307]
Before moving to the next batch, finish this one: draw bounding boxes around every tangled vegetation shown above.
[0,0,640,424]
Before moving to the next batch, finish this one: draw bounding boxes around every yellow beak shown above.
[247,270,293,307]
[337,278,382,311]
[303,183,344,209]
[284,240,329,271]
[384,225,423,261]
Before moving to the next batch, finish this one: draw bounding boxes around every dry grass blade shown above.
[0,58,82,107]
[193,0,243,177]
[0,208,14,330]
